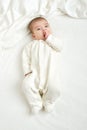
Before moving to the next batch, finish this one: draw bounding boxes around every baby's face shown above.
[31,19,52,40]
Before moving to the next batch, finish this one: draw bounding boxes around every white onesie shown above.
[22,34,62,113]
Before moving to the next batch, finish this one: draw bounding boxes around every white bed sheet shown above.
[0,0,87,130]
[0,15,87,130]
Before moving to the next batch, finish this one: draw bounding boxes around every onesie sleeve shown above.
[46,34,63,52]
[22,43,32,76]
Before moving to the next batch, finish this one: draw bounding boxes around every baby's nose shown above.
[43,27,47,31]
[43,28,47,33]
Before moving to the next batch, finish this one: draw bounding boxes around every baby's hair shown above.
[27,17,47,33]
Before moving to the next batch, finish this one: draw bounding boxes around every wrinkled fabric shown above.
[0,0,87,50]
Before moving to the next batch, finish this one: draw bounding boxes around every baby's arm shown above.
[22,43,32,76]
[46,35,63,52]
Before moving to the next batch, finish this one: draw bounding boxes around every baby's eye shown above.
[36,28,41,31]
[45,25,49,28]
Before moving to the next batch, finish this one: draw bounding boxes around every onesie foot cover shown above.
[31,102,55,114]
[43,102,55,113]
[31,106,42,114]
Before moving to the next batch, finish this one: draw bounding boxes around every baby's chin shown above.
[35,37,45,40]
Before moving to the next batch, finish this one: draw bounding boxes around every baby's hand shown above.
[43,30,52,40]
[44,32,49,40]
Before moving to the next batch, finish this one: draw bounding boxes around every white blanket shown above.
[0,0,87,49]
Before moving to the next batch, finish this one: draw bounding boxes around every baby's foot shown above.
[44,102,55,113]
[31,106,42,114]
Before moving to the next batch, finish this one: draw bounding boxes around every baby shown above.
[22,16,62,114]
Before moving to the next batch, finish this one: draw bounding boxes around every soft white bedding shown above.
[0,0,87,130]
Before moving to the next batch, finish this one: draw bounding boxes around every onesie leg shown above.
[43,87,60,112]
[22,76,42,114]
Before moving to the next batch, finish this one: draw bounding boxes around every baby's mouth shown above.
[44,34,45,37]
[43,32,46,38]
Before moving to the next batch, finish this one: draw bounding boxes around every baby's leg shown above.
[43,86,60,112]
[22,76,42,114]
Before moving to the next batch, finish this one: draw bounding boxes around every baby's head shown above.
[28,17,52,40]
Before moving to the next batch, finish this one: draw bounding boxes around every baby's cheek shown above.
[49,29,52,34]
[39,34,44,39]
[47,31,51,36]
[47,29,51,34]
